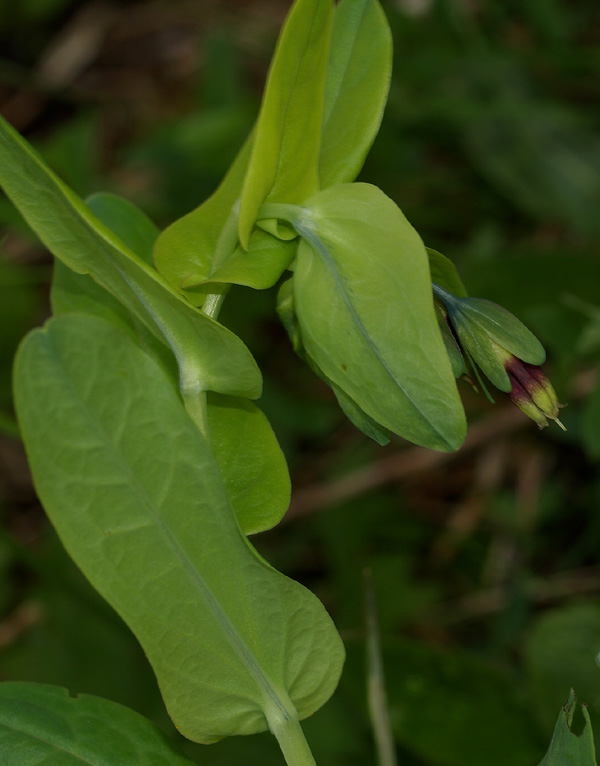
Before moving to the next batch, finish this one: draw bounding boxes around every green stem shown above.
[265,703,317,766]
[365,569,398,766]
[201,289,228,320]
[182,388,209,440]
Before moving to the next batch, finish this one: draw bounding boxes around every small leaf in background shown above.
[319,0,392,188]
[538,690,598,766]
[14,314,344,743]
[206,392,291,535]
[0,682,195,766]
[292,182,466,451]
[238,0,334,247]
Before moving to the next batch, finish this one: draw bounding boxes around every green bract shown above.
[433,285,546,393]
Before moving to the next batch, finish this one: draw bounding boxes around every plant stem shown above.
[201,289,228,321]
[365,569,398,766]
[265,703,317,766]
[182,388,209,440]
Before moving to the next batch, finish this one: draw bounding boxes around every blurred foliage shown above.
[0,0,600,764]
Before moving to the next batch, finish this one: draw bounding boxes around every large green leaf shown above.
[53,196,290,537]
[14,314,344,743]
[292,183,466,451]
[538,691,598,766]
[0,114,261,400]
[319,0,392,188]
[0,682,194,766]
[238,0,334,248]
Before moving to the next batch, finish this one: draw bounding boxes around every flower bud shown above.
[433,284,565,430]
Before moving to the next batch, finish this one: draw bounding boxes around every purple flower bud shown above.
[506,357,565,430]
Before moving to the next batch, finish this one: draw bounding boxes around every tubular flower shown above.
[433,283,565,430]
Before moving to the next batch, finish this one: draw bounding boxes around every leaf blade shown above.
[238,0,334,247]
[0,682,195,766]
[0,115,261,399]
[319,0,392,187]
[293,183,466,451]
[14,314,344,743]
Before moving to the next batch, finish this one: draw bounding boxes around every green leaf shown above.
[55,196,289,536]
[153,135,253,306]
[427,248,468,298]
[319,0,392,188]
[187,230,297,291]
[0,682,195,766]
[0,114,261,399]
[538,691,598,766]
[50,192,179,393]
[51,191,162,334]
[292,183,466,451]
[14,314,344,744]
[207,392,291,535]
[238,0,334,248]
[86,192,159,266]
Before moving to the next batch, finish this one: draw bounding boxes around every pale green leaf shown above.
[319,0,392,187]
[14,314,344,743]
[207,392,291,534]
[0,682,194,766]
[292,183,466,451]
[192,230,297,291]
[153,135,253,306]
[0,114,261,399]
[238,0,334,248]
